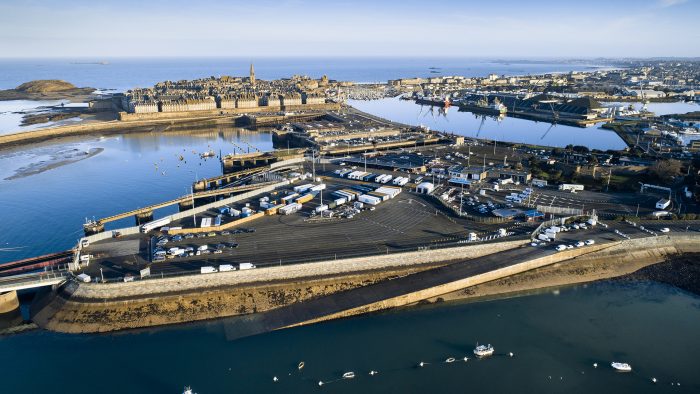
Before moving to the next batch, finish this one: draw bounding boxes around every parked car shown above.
[660,227,670,233]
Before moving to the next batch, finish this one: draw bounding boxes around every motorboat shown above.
[474,343,495,357]
[298,361,305,370]
[182,387,195,394]
[342,372,355,379]
[445,357,456,363]
[611,362,632,372]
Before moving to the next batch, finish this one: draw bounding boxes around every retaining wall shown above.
[69,239,530,300]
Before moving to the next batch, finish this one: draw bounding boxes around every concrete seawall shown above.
[31,234,700,335]
[32,239,527,333]
[0,291,20,314]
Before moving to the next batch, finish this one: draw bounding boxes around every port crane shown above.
[540,100,559,140]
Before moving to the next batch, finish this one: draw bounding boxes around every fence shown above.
[536,205,584,216]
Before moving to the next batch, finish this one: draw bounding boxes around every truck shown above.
[537,233,552,242]
[76,273,91,283]
[200,266,217,274]
[141,217,172,233]
[219,264,235,272]
[239,263,256,270]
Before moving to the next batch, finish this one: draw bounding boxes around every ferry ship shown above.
[458,97,507,116]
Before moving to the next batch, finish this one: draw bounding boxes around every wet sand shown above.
[4,147,103,180]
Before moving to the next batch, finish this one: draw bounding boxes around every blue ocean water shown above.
[0,57,608,91]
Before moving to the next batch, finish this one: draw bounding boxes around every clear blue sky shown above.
[0,0,698,58]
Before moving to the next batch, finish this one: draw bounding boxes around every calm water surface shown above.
[350,98,700,150]
[1,281,698,393]
[0,127,272,263]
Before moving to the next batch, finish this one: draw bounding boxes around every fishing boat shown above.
[342,372,355,379]
[473,343,495,357]
[611,362,632,372]
[200,150,215,158]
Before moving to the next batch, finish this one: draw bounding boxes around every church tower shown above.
[250,63,256,86]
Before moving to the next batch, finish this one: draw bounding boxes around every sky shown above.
[0,0,698,58]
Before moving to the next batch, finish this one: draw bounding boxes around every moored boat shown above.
[473,343,495,357]
[611,362,632,372]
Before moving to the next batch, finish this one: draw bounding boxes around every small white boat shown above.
[342,372,355,379]
[298,361,305,370]
[474,343,495,357]
[369,370,379,376]
[182,387,195,394]
[445,357,456,363]
[611,362,632,372]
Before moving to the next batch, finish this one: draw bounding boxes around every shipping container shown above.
[327,201,337,209]
[141,217,172,233]
[279,203,302,215]
[368,191,389,201]
[315,205,329,213]
[334,197,347,206]
[309,184,327,192]
[200,266,217,274]
[265,204,285,215]
[214,215,222,227]
[359,194,381,205]
[219,264,235,272]
[375,186,401,199]
[295,193,314,204]
[281,193,299,203]
[293,184,314,193]
[200,217,212,228]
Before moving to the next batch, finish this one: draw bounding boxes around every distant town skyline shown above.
[0,0,698,58]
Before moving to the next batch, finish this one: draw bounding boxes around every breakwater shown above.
[30,234,700,335]
[32,240,527,333]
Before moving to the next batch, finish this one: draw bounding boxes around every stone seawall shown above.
[32,239,528,333]
[31,235,700,334]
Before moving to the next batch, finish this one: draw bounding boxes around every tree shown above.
[648,159,682,185]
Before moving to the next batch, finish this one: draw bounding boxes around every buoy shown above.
[509,352,514,357]
[318,381,324,387]
[273,376,278,382]
[548,376,552,380]
[593,363,598,368]
[652,378,657,383]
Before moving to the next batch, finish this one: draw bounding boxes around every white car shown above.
[567,245,574,249]
[572,224,580,230]
[660,227,670,233]
[556,245,567,251]
[531,242,539,247]
[575,241,585,247]
[585,239,595,245]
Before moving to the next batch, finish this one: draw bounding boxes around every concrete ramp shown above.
[223,244,602,340]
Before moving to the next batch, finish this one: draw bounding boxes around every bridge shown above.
[0,271,69,293]
[0,251,74,292]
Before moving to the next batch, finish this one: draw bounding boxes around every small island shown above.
[0,79,96,101]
